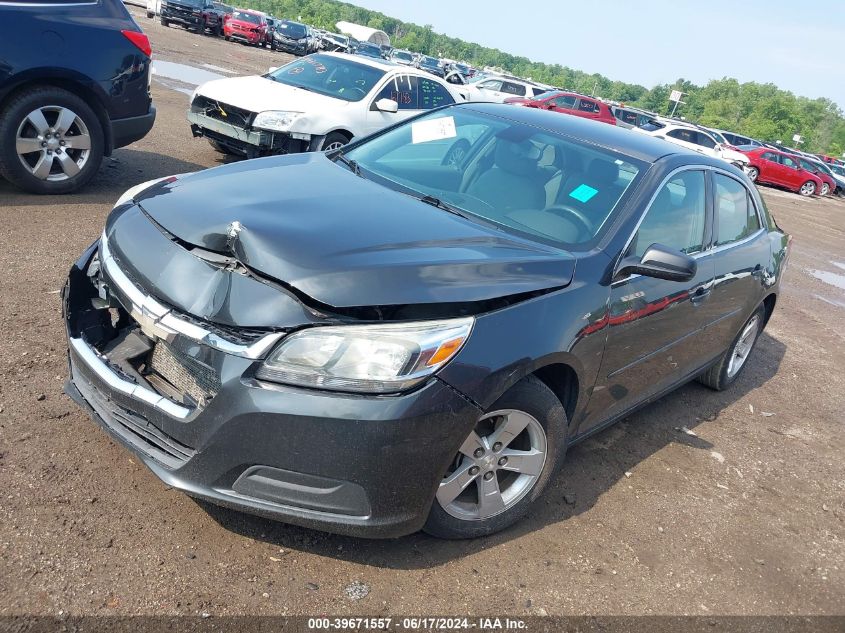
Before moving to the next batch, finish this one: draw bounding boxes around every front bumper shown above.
[187,109,309,156]
[274,39,307,54]
[63,243,480,538]
[226,28,262,44]
[163,12,202,28]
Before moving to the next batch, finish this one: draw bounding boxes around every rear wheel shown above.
[799,180,816,197]
[146,10,154,18]
[0,86,104,194]
[423,376,567,539]
[698,305,765,391]
[160,18,169,27]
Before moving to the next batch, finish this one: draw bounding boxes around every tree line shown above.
[241,0,845,155]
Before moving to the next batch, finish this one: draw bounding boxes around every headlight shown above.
[256,317,474,393]
[252,110,302,132]
[297,38,306,43]
[114,175,178,207]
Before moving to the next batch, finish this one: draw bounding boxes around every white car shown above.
[634,120,750,168]
[463,76,550,103]
[146,0,161,17]
[187,53,467,157]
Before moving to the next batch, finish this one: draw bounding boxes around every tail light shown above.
[121,30,152,58]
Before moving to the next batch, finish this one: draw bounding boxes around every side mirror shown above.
[616,244,697,282]
[375,98,399,113]
[545,103,555,109]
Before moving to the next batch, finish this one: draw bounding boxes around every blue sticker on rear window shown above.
[569,184,598,203]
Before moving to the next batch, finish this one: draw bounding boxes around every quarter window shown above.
[629,170,706,257]
[501,82,525,96]
[714,174,760,246]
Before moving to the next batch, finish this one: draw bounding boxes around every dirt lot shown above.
[0,10,843,618]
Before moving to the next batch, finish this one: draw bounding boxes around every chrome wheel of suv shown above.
[16,105,91,182]
[437,409,547,521]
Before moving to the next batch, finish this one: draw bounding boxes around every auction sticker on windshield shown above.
[411,116,457,144]
[568,183,598,203]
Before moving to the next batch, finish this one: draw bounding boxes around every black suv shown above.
[0,0,155,194]
[161,0,223,35]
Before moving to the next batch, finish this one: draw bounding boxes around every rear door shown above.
[574,97,602,122]
[706,171,769,350]
[778,154,802,188]
[584,168,716,431]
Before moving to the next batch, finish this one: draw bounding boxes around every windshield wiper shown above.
[334,153,362,177]
[417,194,471,220]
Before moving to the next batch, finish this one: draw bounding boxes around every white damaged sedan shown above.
[187,52,467,157]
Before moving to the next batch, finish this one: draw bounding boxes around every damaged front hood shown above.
[128,153,575,309]
[196,75,349,114]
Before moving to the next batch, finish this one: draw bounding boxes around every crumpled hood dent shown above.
[196,75,348,114]
[125,153,575,320]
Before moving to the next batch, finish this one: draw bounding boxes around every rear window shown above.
[577,99,599,112]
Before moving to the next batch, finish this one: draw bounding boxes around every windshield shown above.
[357,43,381,56]
[231,10,260,23]
[343,107,644,248]
[277,21,306,37]
[268,55,385,102]
[393,51,413,62]
[829,164,845,177]
[172,0,203,6]
[420,56,438,66]
[534,90,563,101]
[708,130,727,144]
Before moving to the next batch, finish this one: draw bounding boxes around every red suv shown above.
[223,8,266,46]
[743,148,823,197]
[505,91,617,126]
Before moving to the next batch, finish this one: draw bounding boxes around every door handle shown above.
[690,286,711,305]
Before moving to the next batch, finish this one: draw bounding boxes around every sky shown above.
[350,0,845,109]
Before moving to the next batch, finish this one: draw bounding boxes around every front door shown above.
[582,169,716,432]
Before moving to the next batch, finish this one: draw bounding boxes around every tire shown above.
[0,86,104,194]
[146,11,154,18]
[319,131,351,152]
[207,138,238,155]
[224,35,230,41]
[820,182,830,196]
[160,18,169,27]
[423,376,568,539]
[746,166,759,182]
[697,305,765,391]
[798,180,816,197]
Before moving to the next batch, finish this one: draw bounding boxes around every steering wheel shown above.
[545,204,594,239]
[441,139,471,167]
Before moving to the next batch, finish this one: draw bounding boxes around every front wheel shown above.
[146,10,154,18]
[820,182,830,196]
[0,86,104,194]
[746,166,759,182]
[423,376,567,539]
[319,131,351,152]
[160,18,169,27]
[799,180,816,197]
[698,305,765,391]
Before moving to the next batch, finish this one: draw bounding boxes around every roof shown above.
[335,21,390,47]
[459,102,699,164]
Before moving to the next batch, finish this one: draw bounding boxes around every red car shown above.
[223,8,267,46]
[742,147,823,197]
[504,91,617,126]
[796,157,837,196]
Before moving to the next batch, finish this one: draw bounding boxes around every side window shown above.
[530,87,546,97]
[577,99,599,112]
[715,174,760,245]
[781,155,798,169]
[552,95,576,109]
[761,152,777,163]
[629,170,706,258]
[667,128,695,143]
[478,80,502,91]
[374,76,420,110]
[418,78,455,109]
[696,132,717,148]
[620,110,638,125]
[501,82,525,96]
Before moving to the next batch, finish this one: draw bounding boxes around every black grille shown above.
[149,341,221,407]
[191,95,254,127]
[72,358,196,470]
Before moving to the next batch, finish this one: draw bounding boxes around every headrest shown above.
[494,139,541,177]
[586,159,619,184]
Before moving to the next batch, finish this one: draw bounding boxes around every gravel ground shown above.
[0,9,843,617]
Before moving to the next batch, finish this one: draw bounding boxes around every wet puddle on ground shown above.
[807,263,845,309]
[151,60,227,95]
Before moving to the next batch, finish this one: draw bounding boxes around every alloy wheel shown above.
[727,315,760,379]
[746,167,759,181]
[437,409,547,521]
[15,105,91,182]
[324,141,345,151]
[799,181,816,196]
[821,183,829,196]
